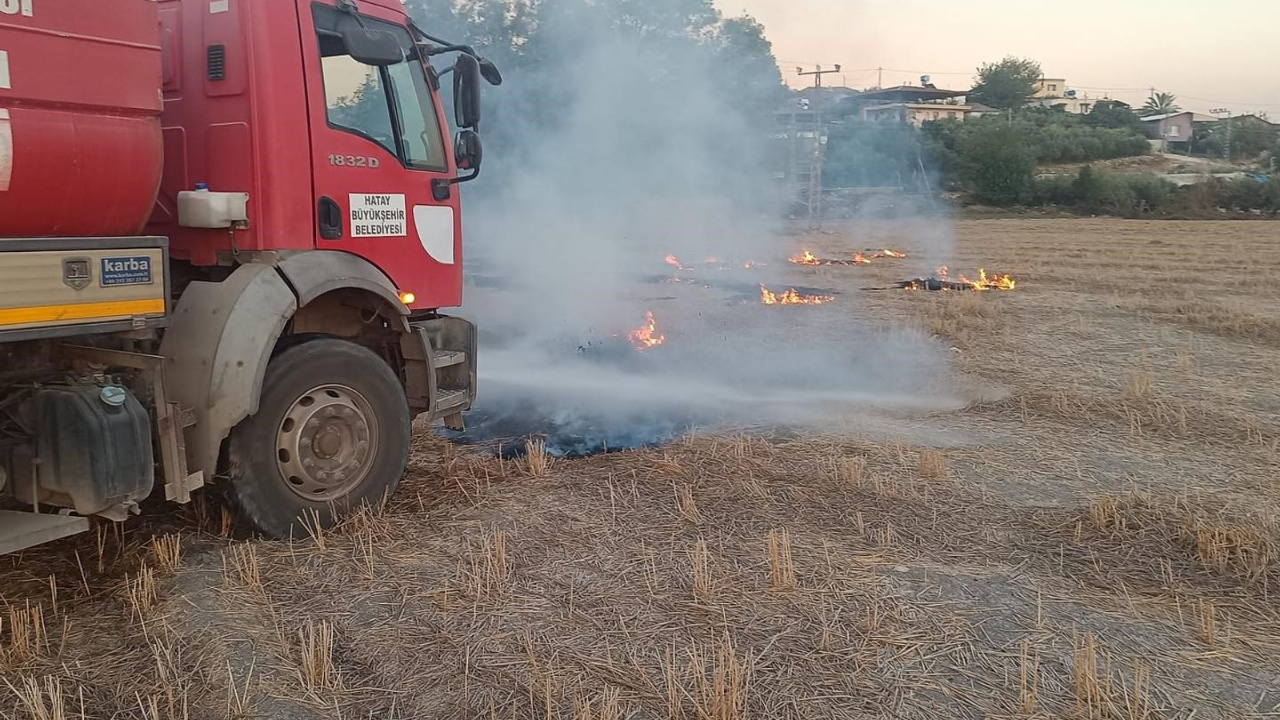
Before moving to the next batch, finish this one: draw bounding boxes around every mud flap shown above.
[159,264,297,480]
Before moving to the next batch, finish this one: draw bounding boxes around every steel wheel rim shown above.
[275,383,379,502]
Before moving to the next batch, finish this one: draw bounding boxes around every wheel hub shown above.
[276,384,379,501]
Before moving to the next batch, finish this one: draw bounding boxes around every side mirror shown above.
[341,26,404,67]
[431,129,484,198]
[454,54,483,129]
[455,130,483,172]
[479,58,504,86]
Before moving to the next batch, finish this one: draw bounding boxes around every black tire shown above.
[226,337,410,538]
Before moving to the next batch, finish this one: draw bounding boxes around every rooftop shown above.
[1140,111,1218,123]
[846,85,968,104]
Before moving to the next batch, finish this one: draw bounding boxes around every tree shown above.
[1084,101,1142,131]
[1229,116,1280,161]
[713,16,787,120]
[404,0,784,138]
[1141,92,1180,116]
[957,126,1036,204]
[970,57,1042,111]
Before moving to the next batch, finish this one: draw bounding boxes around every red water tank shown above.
[0,0,163,238]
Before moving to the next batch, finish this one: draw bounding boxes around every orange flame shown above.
[969,268,1017,291]
[931,266,1017,291]
[626,310,667,351]
[760,285,835,305]
[853,253,872,265]
[881,249,907,258]
[789,250,822,266]
[665,254,682,268]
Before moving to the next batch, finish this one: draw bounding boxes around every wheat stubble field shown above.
[3,218,1280,719]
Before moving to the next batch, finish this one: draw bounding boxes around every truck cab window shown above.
[320,52,397,156]
[386,61,448,169]
[314,5,447,171]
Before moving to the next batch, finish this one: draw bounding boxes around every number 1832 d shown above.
[329,154,381,169]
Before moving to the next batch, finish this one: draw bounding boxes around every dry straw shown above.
[767,529,796,591]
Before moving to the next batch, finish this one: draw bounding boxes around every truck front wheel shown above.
[226,338,411,538]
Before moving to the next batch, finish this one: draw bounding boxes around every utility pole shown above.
[797,64,842,89]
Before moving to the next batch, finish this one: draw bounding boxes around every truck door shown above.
[298,0,462,310]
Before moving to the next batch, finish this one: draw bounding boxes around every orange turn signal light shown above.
[399,292,416,305]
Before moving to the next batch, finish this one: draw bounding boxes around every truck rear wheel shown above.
[226,338,410,538]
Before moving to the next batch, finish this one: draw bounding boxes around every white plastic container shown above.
[177,184,250,229]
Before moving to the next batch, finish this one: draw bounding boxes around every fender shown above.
[160,263,297,479]
[160,254,415,480]
[278,251,410,331]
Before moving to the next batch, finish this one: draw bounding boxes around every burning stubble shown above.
[452,19,964,457]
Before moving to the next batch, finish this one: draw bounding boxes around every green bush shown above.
[1125,174,1176,210]
[1084,103,1143,131]
[1031,175,1075,205]
[1026,170,1280,217]
[957,126,1036,204]
[1072,165,1106,209]
[953,117,1149,166]
[824,110,1151,198]
[1029,170,1178,216]
[1214,177,1280,214]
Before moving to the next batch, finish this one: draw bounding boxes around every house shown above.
[1140,111,1201,151]
[1034,94,1096,115]
[863,103,968,127]
[842,85,972,128]
[967,102,1000,118]
[793,86,860,113]
[1029,77,1097,114]
[1033,78,1068,99]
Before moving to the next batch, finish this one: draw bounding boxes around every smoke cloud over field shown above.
[433,3,958,454]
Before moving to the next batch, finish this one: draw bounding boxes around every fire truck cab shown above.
[0,0,495,550]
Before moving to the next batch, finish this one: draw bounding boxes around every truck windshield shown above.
[314,6,448,171]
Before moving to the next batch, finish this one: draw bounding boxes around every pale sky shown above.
[716,0,1280,116]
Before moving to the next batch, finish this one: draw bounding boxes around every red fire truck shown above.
[0,0,498,552]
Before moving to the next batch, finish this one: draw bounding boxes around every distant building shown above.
[1029,77,1098,114]
[773,98,831,220]
[1231,114,1278,127]
[1033,78,1068,98]
[863,103,968,127]
[1035,95,1096,115]
[793,86,860,113]
[966,102,1000,118]
[843,85,972,128]
[1140,111,1212,151]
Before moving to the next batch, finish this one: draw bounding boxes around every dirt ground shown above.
[4,218,1280,719]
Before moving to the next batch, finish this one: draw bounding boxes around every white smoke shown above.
[449,10,959,454]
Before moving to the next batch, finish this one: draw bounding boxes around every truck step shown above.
[0,511,90,556]
[437,389,469,411]
[433,350,467,369]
